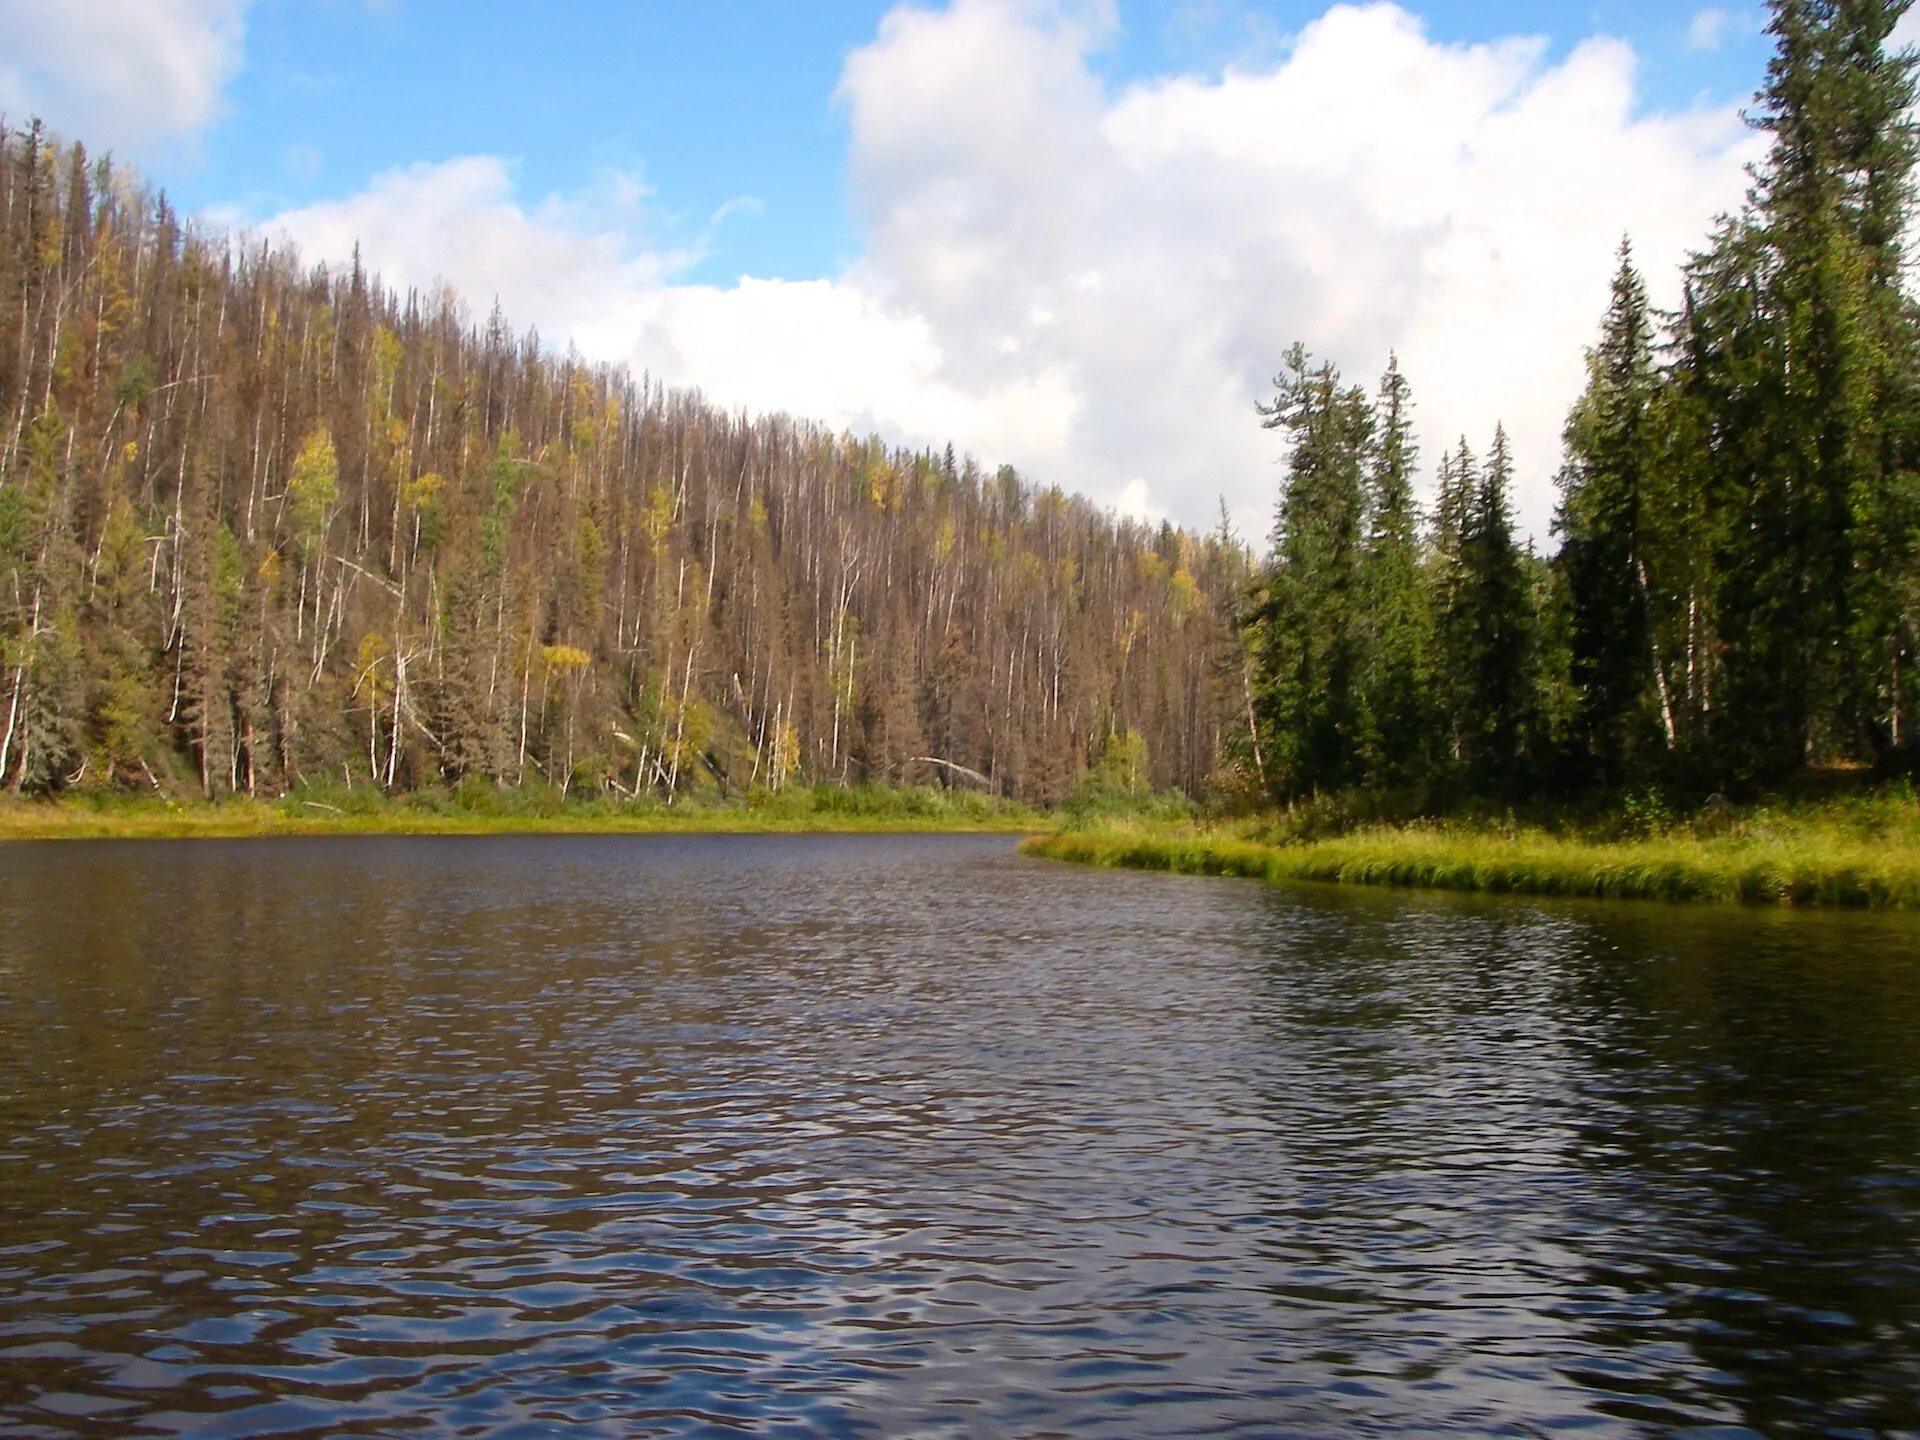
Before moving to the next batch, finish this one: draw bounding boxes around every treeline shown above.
[0,120,1245,804]
[1242,0,1920,804]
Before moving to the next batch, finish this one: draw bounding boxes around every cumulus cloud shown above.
[0,0,249,155]
[255,156,1079,477]
[840,0,1760,538]
[256,157,684,342]
[249,1,1762,541]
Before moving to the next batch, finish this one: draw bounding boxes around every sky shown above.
[1,0,1884,545]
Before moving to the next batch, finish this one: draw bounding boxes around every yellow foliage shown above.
[354,632,393,704]
[402,472,443,509]
[642,486,675,550]
[288,424,339,551]
[370,326,403,409]
[865,452,900,510]
[1169,565,1198,620]
[769,718,800,791]
[541,644,591,674]
[570,375,602,454]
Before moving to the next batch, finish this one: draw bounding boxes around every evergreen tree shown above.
[2,407,86,792]
[1459,426,1536,793]
[1428,437,1477,773]
[1702,0,1920,777]
[1358,354,1430,786]
[1556,239,1669,787]
[1250,345,1373,796]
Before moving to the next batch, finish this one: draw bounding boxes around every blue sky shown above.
[2,1,1800,539]
[162,1,1775,286]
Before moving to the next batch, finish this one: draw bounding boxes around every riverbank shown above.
[1023,794,1920,908]
[0,784,1044,841]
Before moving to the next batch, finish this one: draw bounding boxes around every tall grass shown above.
[1024,790,1920,908]
[0,783,1043,842]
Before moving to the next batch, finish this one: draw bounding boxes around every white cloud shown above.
[244,1,1762,544]
[256,157,683,341]
[1687,8,1732,53]
[254,156,1075,467]
[837,0,1760,540]
[0,0,249,156]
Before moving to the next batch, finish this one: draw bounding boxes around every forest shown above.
[1242,0,1920,806]
[2,0,1916,819]
[0,119,1243,808]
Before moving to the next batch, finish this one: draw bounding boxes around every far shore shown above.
[0,791,1044,843]
[16,786,1919,913]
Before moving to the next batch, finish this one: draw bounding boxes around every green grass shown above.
[1022,791,1920,908]
[0,783,1044,842]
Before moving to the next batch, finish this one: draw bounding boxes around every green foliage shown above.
[1251,346,1377,795]
[481,435,533,571]
[1456,426,1538,793]
[287,425,339,556]
[1244,5,1920,812]
[1357,353,1431,786]
[1028,783,1920,909]
[1557,241,1667,788]
[112,353,155,409]
[0,486,24,566]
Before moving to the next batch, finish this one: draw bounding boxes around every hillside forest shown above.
[2,0,1917,813]
[0,119,1243,806]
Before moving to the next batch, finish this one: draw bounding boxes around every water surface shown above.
[2,834,1918,1436]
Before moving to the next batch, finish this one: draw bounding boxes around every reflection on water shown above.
[1,834,1918,1436]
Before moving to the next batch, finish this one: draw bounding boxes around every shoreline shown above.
[0,797,1043,843]
[1021,821,1920,910]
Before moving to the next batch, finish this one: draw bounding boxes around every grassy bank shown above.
[0,783,1043,842]
[1022,791,1920,908]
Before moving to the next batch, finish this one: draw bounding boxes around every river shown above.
[1,833,1917,1436]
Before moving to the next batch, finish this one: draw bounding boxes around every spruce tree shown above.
[1251,345,1373,796]
[1703,0,1920,777]
[1359,354,1430,786]
[1428,437,1477,775]
[1556,239,1667,787]
[1459,426,1536,794]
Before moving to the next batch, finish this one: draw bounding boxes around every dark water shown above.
[2,836,1919,1437]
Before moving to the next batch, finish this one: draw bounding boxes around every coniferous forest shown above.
[2,0,1917,816]
[1242,0,1920,806]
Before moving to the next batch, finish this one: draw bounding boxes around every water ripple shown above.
[2,834,1919,1436]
